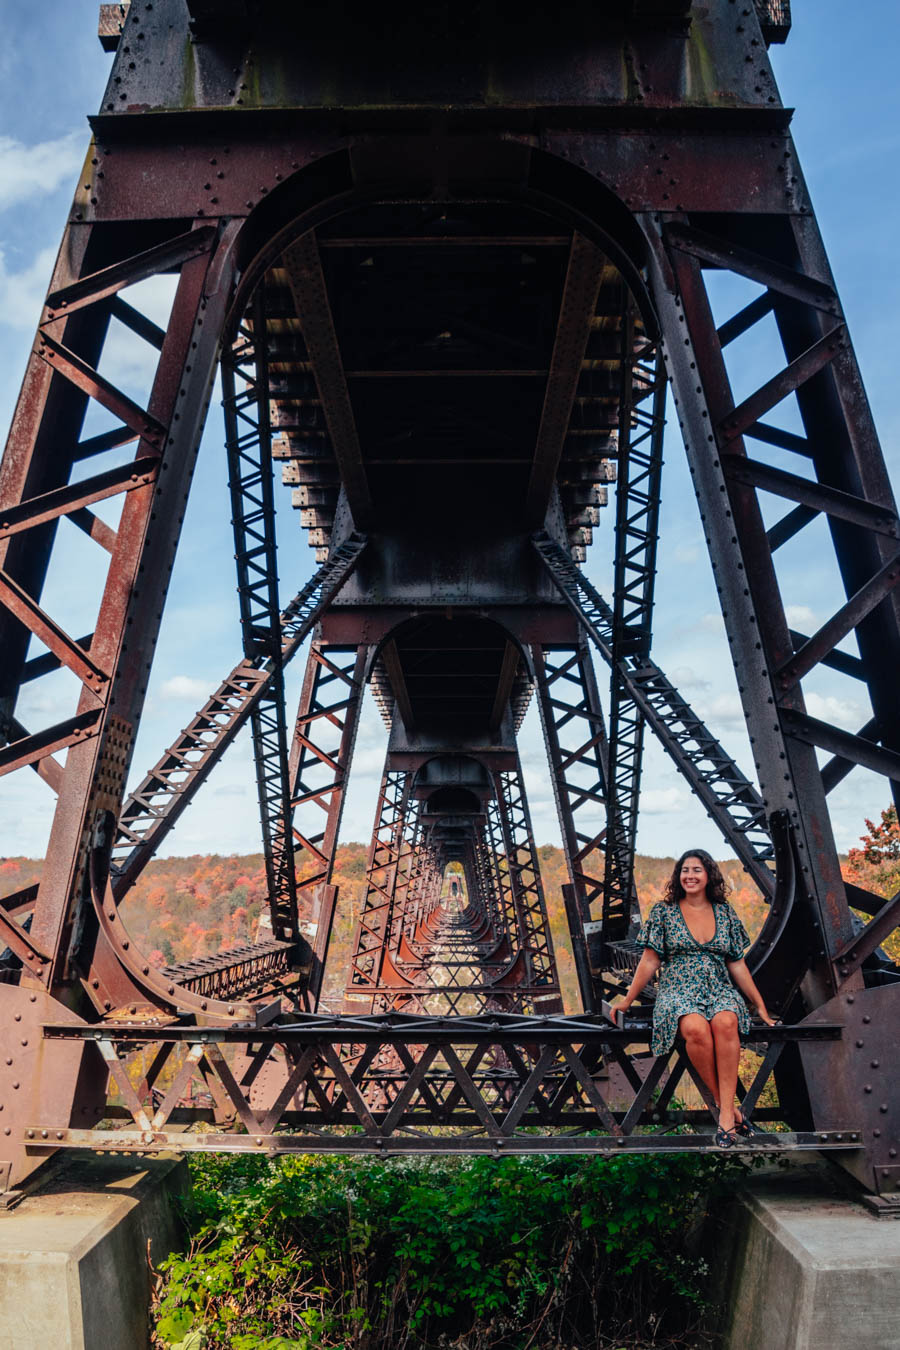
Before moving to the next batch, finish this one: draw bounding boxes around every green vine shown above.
[152,1151,756,1350]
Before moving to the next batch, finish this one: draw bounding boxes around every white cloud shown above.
[698,612,725,632]
[159,675,212,702]
[696,692,746,730]
[805,691,864,731]
[785,604,818,629]
[673,544,701,565]
[0,133,84,212]
[669,665,710,691]
[0,244,57,331]
[640,787,691,815]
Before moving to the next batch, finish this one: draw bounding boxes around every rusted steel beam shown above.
[832,891,900,980]
[776,552,900,692]
[44,226,217,318]
[666,223,839,316]
[0,904,51,974]
[781,712,900,783]
[0,572,108,693]
[380,639,415,734]
[489,641,520,734]
[0,711,101,779]
[525,235,609,525]
[162,940,294,1001]
[0,456,158,541]
[37,335,167,445]
[724,458,899,539]
[717,328,846,446]
[282,234,372,525]
[23,1129,856,1157]
[28,234,234,987]
[69,507,117,554]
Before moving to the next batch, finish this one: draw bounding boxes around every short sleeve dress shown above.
[635,900,751,1056]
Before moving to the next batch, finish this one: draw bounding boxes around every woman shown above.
[615,849,776,1147]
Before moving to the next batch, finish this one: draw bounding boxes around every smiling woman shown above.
[615,848,776,1146]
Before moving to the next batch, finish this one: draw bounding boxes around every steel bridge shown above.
[0,0,898,1206]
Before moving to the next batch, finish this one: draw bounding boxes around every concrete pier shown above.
[716,1168,900,1350]
[0,1155,189,1350]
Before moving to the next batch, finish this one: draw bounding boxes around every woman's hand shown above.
[755,1005,777,1027]
[614,1001,631,1027]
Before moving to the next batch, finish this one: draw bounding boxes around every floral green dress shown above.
[635,901,751,1056]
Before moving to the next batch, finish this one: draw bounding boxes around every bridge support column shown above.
[714,1169,900,1350]
[0,1154,187,1349]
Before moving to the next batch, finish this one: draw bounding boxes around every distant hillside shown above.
[1,847,779,1012]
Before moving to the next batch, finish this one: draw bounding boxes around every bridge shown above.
[0,0,898,1212]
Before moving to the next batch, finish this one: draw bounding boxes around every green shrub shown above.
[153,1150,752,1349]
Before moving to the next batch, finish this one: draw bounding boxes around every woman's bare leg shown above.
[710,1011,741,1131]
[677,1014,718,1113]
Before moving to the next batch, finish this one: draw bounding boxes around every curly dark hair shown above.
[663,848,729,905]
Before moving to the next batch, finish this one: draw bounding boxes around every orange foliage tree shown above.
[844,805,900,964]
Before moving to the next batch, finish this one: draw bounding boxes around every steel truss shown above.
[651,217,900,1000]
[222,291,297,939]
[288,642,367,1004]
[604,329,666,927]
[346,758,563,1016]
[534,535,775,894]
[20,1012,852,1157]
[345,766,413,1007]
[111,537,366,894]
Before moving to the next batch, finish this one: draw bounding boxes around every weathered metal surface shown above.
[23,1012,850,1159]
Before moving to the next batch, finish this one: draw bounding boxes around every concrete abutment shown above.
[0,1155,188,1350]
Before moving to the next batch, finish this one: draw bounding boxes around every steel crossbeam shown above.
[20,1012,854,1158]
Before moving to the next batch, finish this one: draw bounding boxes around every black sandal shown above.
[715,1125,738,1148]
[734,1108,760,1138]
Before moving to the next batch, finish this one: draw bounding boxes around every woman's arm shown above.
[615,948,662,1024]
[725,958,776,1025]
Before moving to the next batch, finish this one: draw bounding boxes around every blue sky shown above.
[0,2,898,863]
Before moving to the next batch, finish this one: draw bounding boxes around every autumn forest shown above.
[3,806,896,1005]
